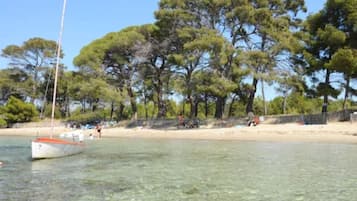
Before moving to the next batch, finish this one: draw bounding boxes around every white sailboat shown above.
[32,0,84,159]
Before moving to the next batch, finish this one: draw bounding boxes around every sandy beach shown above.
[1,122,357,144]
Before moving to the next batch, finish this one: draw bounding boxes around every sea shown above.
[0,136,356,201]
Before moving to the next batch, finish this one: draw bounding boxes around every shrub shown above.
[66,111,104,125]
[0,118,7,128]
[3,96,38,125]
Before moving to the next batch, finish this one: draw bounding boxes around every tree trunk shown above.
[31,70,39,104]
[157,92,166,119]
[246,78,258,114]
[343,74,350,110]
[154,72,166,119]
[214,96,226,119]
[228,95,237,117]
[261,79,267,115]
[65,96,70,118]
[182,99,185,116]
[193,98,199,117]
[152,100,157,119]
[322,69,330,113]
[110,101,114,121]
[127,87,137,120]
[118,103,125,121]
[81,99,86,113]
[91,98,99,112]
[40,99,47,119]
[204,94,209,118]
[144,96,148,120]
[189,95,194,118]
[283,94,287,114]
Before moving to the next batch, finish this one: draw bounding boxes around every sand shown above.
[1,122,357,144]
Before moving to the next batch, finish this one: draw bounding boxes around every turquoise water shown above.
[0,136,356,201]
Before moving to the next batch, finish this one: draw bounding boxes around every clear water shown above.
[0,136,356,201]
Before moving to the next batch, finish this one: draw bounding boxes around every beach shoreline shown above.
[1,122,357,144]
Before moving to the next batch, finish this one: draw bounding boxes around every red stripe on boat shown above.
[34,137,83,145]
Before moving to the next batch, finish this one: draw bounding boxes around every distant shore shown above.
[0,122,357,144]
[1,122,357,144]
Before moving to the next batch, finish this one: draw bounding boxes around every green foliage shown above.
[1,37,60,102]
[0,68,33,103]
[118,106,132,120]
[327,48,357,74]
[286,94,322,114]
[316,83,340,99]
[0,118,7,128]
[195,71,237,98]
[137,102,156,119]
[227,101,247,117]
[67,111,106,124]
[0,106,7,127]
[328,100,345,112]
[302,0,357,110]
[268,95,326,115]
[197,101,216,119]
[268,95,356,115]
[42,103,61,119]
[252,97,265,115]
[268,97,285,115]
[317,25,346,49]
[165,100,178,118]
[2,96,38,125]
[1,37,58,64]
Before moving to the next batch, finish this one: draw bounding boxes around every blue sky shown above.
[0,0,324,70]
[0,0,158,69]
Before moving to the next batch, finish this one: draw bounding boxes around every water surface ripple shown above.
[0,136,356,201]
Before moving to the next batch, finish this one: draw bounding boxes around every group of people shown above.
[177,113,200,129]
[178,112,260,128]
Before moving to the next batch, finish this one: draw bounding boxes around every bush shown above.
[3,96,38,125]
[66,111,104,125]
[0,118,7,128]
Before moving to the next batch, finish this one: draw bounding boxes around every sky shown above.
[0,0,159,69]
[0,0,325,70]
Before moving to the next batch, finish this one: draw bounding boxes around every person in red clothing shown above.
[247,112,259,126]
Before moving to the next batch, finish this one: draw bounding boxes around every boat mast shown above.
[51,0,67,138]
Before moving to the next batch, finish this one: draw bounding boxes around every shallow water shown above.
[0,136,356,201]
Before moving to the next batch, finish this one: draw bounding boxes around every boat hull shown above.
[32,137,84,159]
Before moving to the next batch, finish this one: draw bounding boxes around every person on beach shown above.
[177,113,185,128]
[247,112,258,126]
[96,124,102,138]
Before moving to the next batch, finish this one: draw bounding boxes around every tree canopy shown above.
[1,0,356,123]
